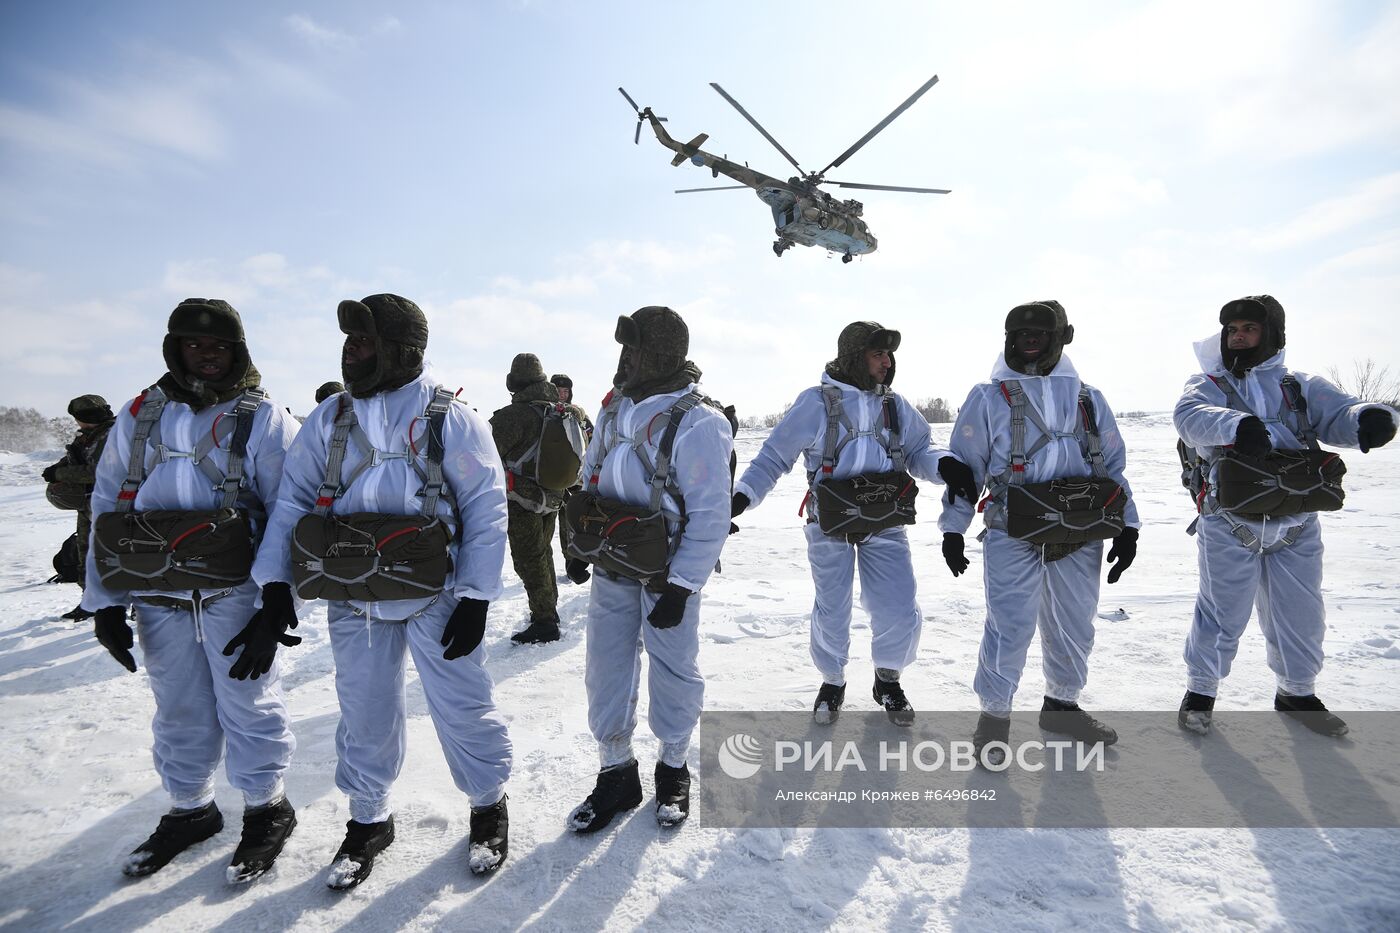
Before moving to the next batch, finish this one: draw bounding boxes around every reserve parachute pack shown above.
[566,389,734,586]
[45,481,90,511]
[1178,374,1345,524]
[48,533,82,584]
[291,389,457,603]
[805,385,918,537]
[505,401,588,509]
[92,387,264,592]
[982,380,1126,547]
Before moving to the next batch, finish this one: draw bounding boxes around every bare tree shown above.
[1327,359,1400,407]
[913,397,954,423]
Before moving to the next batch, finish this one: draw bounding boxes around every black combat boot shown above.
[873,670,915,727]
[1039,696,1118,745]
[1178,691,1215,735]
[973,713,1011,769]
[122,802,223,878]
[227,797,296,883]
[654,762,691,828]
[468,795,509,875]
[510,615,561,645]
[567,760,644,834]
[326,815,396,891]
[813,682,846,725]
[1275,692,1349,737]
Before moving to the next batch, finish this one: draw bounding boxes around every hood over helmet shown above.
[613,305,701,400]
[159,298,261,410]
[1219,294,1285,376]
[338,293,428,398]
[1003,299,1073,376]
[506,352,548,394]
[825,320,901,391]
[67,394,114,425]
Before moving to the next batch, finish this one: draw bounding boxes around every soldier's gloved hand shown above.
[1233,416,1272,458]
[94,606,137,673]
[1358,407,1397,453]
[223,583,301,680]
[442,597,489,660]
[565,558,592,585]
[41,464,59,483]
[1106,526,1139,584]
[938,457,979,505]
[730,492,750,518]
[647,583,691,629]
[942,533,970,577]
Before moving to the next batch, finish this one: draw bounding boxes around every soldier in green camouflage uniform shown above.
[491,355,589,644]
[550,374,594,586]
[42,394,117,620]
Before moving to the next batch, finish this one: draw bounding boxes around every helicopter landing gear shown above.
[841,252,853,264]
[772,238,794,258]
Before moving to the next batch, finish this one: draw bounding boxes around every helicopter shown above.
[618,77,949,262]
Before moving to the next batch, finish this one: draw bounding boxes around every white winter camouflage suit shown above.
[735,373,950,687]
[1175,336,1397,699]
[940,353,1139,716]
[253,374,512,822]
[83,390,299,810]
[582,383,733,769]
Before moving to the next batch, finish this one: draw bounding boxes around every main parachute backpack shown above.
[805,385,918,537]
[291,389,457,602]
[985,380,1126,546]
[92,387,264,592]
[506,401,587,498]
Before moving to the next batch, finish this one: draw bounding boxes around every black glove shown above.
[94,606,137,673]
[1232,416,1272,458]
[1106,526,1138,584]
[222,583,301,680]
[442,597,489,660]
[1358,407,1397,454]
[938,457,979,506]
[730,492,750,517]
[942,533,969,577]
[41,464,59,483]
[647,582,691,629]
[565,558,592,585]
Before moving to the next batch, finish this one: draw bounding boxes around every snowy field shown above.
[2,416,1398,932]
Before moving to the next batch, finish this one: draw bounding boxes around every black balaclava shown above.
[1003,299,1073,376]
[314,381,345,404]
[159,298,261,410]
[68,394,114,425]
[1219,294,1285,377]
[825,320,901,391]
[338,294,429,398]
[613,306,701,401]
[506,352,548,393]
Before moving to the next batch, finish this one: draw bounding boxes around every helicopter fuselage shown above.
[642,108,877,258]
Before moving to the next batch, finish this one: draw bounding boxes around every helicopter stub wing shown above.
[670,135,709,165]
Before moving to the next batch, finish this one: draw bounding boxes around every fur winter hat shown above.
[314,381,345,404]
[338,294,428,398]
[1219,294,1285,375]
[67,394,113,424]
[161,298,257,399]
[1003,299,1073,376]
[506,353,548,393]
[613,306,693,395]
[826,320,901,390]
[549,373,573,389]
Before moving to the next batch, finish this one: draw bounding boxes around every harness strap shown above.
[1206,373,1313,448]
[117,389,167,513]
[420,388,454,517]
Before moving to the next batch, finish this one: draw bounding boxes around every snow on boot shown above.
[565,558,592,585]
[510,616,561,646]
[567,760,643,834]
[1275,692,1349,737]
[468,795,509,876]
[122,802,223,878]
[973,713,1011,769]
[227,797,296,884]
[61,604,92,622]
[813,682,846,726]
[654,762,691,829]
[1038,696,1118,745]
[872,670,915,727]
[326,815,396,891]
[1178,691,1215,735]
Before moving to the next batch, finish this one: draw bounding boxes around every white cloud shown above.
[1250,172,1400,250]
[284,14,357,52]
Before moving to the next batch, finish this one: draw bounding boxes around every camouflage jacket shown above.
[490,382,590,511]
[49,419,115,487]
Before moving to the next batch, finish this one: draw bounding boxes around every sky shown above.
[1,0,1398,421]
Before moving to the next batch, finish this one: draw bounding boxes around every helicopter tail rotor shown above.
[619,86,666,144]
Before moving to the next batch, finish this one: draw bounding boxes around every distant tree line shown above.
[0,406,71,453]
[740,397,959,430]
[1328,359,1400,409]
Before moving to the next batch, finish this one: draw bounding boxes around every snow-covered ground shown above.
[2,418,1398,932]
